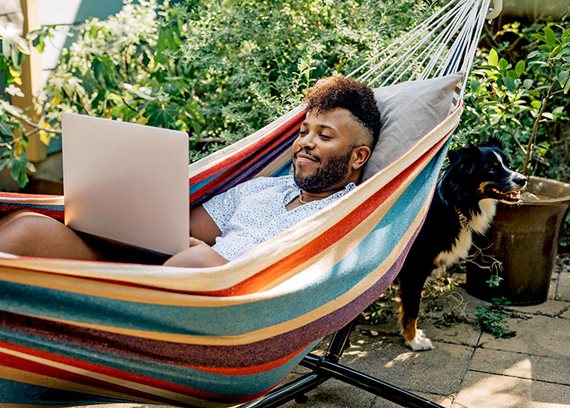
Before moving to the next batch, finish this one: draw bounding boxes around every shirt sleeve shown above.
[202,184,240,233]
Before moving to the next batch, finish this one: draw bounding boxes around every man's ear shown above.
[351,145,372,170]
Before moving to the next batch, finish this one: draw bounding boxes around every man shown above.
[0,76,381,267]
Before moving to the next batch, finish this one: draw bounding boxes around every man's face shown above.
[292,107,369,193]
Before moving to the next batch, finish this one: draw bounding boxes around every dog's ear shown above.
[447,147,463,167]
[448,148,461,165]
[447,145,479,177]
[448,145,479,165]
[481,136,503,149]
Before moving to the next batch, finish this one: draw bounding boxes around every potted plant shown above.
[460,21,570,305]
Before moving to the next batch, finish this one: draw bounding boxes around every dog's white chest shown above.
[433,200,497,273]
[433,227,473,272]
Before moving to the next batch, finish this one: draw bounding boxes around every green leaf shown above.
[552,106,565,119]
[532,33,548,44]
[32,36,46,53]
[498,58,509,71]
[470,79,481,92]
[544,27,557,46]
[488,49,499,67]
[523,79,534,89]
[503,76,516,92]
[10,157,30,188]
[527,50,542,59]
[515,60,525,77]
[536,145,548,155]
[559,71,569,87]
[0,121,14,136]
[559,48,570,59]
[146,103,180,127]
[528,60,548,68]
[531,100,541,109]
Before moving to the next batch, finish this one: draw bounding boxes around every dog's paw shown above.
[406,331,434,351]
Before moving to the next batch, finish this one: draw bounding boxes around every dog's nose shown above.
[514,174,527,187]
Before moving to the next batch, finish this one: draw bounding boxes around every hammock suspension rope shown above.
[348,0,500,97]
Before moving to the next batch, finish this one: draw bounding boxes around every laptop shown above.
[62,113,189,256]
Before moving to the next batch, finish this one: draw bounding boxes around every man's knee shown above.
[0,211,71,256]
[4,211,63,238]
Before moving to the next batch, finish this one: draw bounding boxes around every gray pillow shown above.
[362,72,463,180]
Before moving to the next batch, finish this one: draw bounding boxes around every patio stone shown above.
[453,371,570,408]
[282,334,465,407]
[339,333,474,396]
[357,288,483,348]
[556,270,570,301]
[469,348,570,385]
[419,321,481,348]
[452,287,492,316]
[478,315,570,358]
[281,369,376,408]
[548,271,559,300]
[357,319,401,337]
[373,392,453,407]
[507,299,570,317]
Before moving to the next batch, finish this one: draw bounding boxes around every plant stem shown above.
[10,113,62,135]
[522,81,556,175]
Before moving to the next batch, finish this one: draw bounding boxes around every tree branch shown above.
[522,81,556,175]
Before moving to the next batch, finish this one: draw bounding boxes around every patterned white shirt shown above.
[202,175,356,260]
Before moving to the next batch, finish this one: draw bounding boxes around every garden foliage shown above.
[458,19,569,181]
[35,0,438,164]
[0,23,36,186]
[0,1,567,187]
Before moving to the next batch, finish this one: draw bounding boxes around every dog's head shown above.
[447,138,527,204]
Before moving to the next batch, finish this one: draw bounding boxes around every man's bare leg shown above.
[0,210,104,261]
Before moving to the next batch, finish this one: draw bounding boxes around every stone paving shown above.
[278,256,570,408]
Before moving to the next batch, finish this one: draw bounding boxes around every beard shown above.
[293,149,353,193]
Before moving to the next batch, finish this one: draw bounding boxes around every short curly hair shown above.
[304,76,381,148]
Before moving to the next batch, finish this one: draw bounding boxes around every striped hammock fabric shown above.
[0,102,463,406]
[0,0,499,403]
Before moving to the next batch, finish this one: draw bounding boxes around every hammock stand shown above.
[0,1,500,407]
[247,2,502,407]
[243,321,442,408]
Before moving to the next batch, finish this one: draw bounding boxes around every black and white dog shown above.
[398,139,527,351]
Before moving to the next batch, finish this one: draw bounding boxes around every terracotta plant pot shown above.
[466,177,570,305]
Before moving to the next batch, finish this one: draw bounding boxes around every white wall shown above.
[38,0,125,82]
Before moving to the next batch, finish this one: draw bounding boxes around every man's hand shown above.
[189,237,206,247]
[164,236,228,268]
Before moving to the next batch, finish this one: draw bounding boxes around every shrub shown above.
[457,19,569,181]
[0,23,36,187]
[29,0,440,169]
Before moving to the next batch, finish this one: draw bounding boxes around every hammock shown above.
[0,0,499,406]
